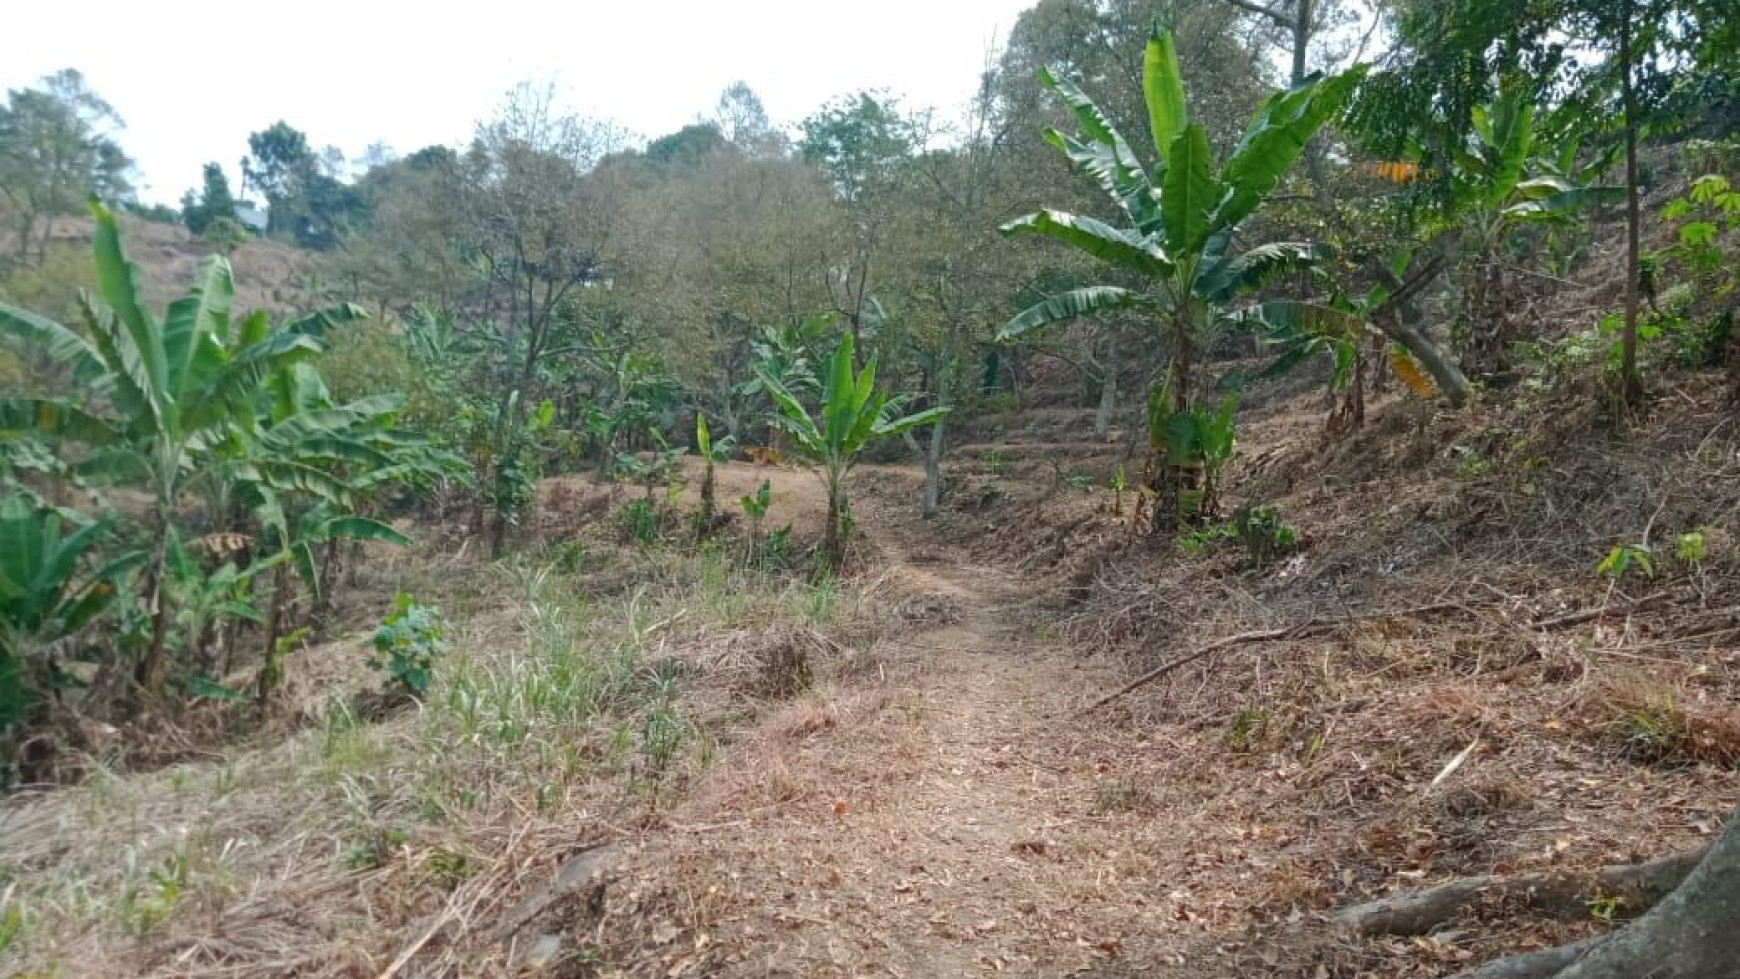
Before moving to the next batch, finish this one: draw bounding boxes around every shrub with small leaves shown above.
[1233,505,1299,569]
[369,593,448,698]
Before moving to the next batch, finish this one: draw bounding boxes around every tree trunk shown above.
[1453,801,1740,979]
[824,474,848,571]
[256,561,290,708]
[135,512,173,705]
[922,354,952,519]
[1617,0,1644,404]
[1094,343,1119,440]
[1290,0,1311,85]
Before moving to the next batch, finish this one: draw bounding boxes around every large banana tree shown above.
[999,26,1364,524]
[0,202,386,698]
[759,332,948,570]
[1432,83,1623,375]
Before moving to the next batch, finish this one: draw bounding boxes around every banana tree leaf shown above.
[1214,68,1365,233]
[1144,27,1189,161]
[1042,129,1161,231]
[1037,67,1144,189]
[1000,211,1173,279]
[0,303,104,383]
[162,255,234,399]
[873,405,952,438]
[1000,286,1159,341]
[1503,186,1625,222]
[88,201,168,406]
[1161,124,1220,256]
[1197,242,1332,303]
[284,303,369,340]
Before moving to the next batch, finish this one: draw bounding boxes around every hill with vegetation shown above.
[2,2,1739,978]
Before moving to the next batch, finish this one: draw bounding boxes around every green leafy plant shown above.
[694,412,735,533]
[1232,505,1299,569]
[1148,382,1238,521]
[758,332,949,569]
[739,479,772,565]
[0,202,434,699]
[1000,26,1363,528]
[1676,530,1709,565]
[0,494,140,782]
[369,593,448,698]
[619,497,660,547]
[1598,544,1655,580]
[1425,84,1622,374]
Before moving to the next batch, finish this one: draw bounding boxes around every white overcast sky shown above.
[6,0,1037,205]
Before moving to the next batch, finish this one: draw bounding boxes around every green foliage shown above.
[1001,26,1359,526]
[370,593,448,698]
[1598,544,1655,580]
[0,494,138,769]
[1676,531,1709,565]
[181,162,238,236]
[759,332,948,568]
[619,498,661,547]
[1232,505,1299,569]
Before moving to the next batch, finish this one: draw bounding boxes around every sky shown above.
[5,0,1038,206]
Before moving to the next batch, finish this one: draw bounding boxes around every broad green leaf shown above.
[1214,67,1365,233]
[1197,242,1332,303]
[999,210,1173,278]
[0,303,104,383]
[1161,123,1218,255]
[1144,26,1189,161]
[89,201,169,415]
[1000,287,1159,341]
[162,255,234,398]
[1503,186,1626,222]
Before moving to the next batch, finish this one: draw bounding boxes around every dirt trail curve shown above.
[631,540,1193,979]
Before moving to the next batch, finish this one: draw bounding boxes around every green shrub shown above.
[1233,505,1299,569]
[369,593,449,698]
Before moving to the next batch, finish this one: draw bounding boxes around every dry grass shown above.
[0,535,881,978]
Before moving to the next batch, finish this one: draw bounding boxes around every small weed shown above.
[1228,709,1268,752]
[1676,530,1708,565]
[1180,522,1236,556]
[982,450,1009,477]
[1587,893,1625,922]
[1063,470,1093,491]
[119,851,188,935]
[1598,544,1655,580]
[424,847,474,887]
[342,828,408,871]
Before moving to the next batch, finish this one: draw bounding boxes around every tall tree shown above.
[181,162,238,236]
[242,121,315,237]
[0,69,133,265]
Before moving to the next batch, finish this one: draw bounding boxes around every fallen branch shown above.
[1083,602,1466,712]
[1527,591,1672,632]
[1082,622,1334,712]
[1330,844,1708,937]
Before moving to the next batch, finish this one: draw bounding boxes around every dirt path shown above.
[632,543,1190,978]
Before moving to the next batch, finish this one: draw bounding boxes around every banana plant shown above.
[0,494,141,758]
[694,413,736,533]
[0,201,379,699]
[999,26,1364,527]
[1429,82,1624,374]
[758,332,949,570]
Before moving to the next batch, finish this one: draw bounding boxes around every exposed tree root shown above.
[1360,801,1740,979]
[1331,845,1707,936]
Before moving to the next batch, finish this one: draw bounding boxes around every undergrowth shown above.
[0,540,875,977]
